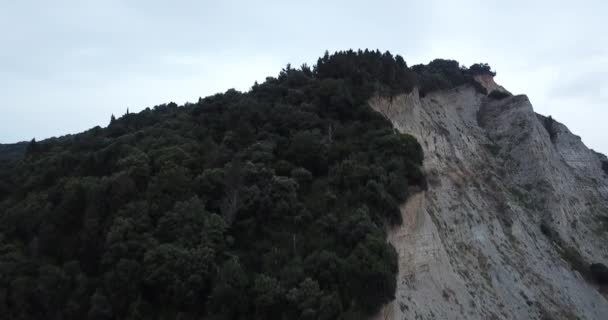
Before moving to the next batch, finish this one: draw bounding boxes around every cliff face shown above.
[369,83,608,319]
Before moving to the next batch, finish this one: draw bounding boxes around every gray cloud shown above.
[0,0,606,153]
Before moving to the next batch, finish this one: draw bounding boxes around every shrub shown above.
[559,246,589,278]
[488,90,510,100]
[590,263,608,285]
[542,116,558,141]
[468,63,496,76]
[540,222,556,239]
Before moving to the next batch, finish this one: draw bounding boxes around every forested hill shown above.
[0,142,27,161]
[0,50,494,320]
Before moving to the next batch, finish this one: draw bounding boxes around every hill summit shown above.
[1,50,606,320]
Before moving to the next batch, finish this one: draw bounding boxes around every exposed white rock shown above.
[474,74,510,95]
[370,83,608,320]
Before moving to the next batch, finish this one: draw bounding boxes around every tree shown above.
[142,244,215,308]
[346,235,398,314]
[286,278,323,320]
[207,258,249,318]
[87,289,113,320]
[590,263,608,284]
[25,138,39,156]
[252,274,283,318]
[469,63,496,76]
[286,130,328,174]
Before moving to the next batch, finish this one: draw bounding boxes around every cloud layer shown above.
[1,0,606,153]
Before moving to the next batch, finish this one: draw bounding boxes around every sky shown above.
[1,0,606,153]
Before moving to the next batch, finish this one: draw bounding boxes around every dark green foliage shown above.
[412,59,466,96]
[589,263,608,285]
[483,143,501,156]
[488,90,510,100]
[468,63,496,76]
[25,138,40,156]
[541,115,558,141]
[540,222,608,286]
[411,59,494,97]
[313,50,495,99]
[0,142,28,160]
[0,49,491,320]
[540,222,555,239]
[314,49,416,98]
[559,246,589,278]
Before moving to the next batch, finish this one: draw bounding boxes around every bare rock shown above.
[370,84,608,320]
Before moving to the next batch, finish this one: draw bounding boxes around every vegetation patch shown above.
[559,246,589,278]
[483,143,501,156]
[0,142,27,161]
[488,90,510,100]
[412,60,495,97]
[541,115,558,141]
[590,263,608,285]
[540,222,608,289]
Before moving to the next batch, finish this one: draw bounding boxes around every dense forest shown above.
[0,142,27,161]
[0,50,495,320]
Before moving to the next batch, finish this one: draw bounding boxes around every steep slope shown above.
[370,83,608,319]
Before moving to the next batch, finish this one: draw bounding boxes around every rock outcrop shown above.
[370,81,608,319]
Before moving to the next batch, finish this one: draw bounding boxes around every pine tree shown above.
[25,138,39,156]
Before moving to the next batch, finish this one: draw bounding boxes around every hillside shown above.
[0,50,452,320]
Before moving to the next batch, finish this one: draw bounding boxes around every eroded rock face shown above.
[474,74,510,95]
[370,85,608,320]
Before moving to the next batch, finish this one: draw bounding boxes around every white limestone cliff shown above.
[369,81,608,320]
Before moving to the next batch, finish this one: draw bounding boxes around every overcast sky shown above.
[1,0,606,153]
